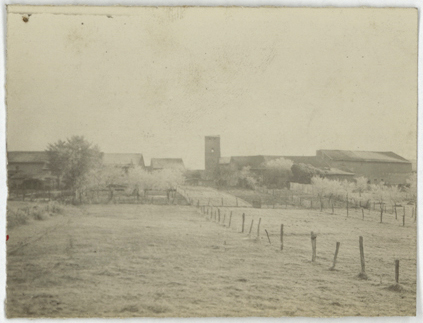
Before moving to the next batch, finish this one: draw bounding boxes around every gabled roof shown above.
[103,153,144,167]
[318,150,410,164]
[7,151,48,163]
[150,158,185,170]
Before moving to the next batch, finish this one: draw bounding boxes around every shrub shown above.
[30,206,47,221]
[7,208,29,229]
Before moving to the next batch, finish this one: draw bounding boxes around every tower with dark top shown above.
[205,136,221,175]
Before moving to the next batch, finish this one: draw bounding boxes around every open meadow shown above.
[6,196,417,317]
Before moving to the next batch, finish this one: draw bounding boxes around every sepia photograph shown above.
[2,3,420,320]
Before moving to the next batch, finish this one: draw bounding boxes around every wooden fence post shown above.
[218,209,221,223]
[394,205,397,219]
[229,211,232,228]
[223,213,226,226]
[280,224,284,250]
[265,230,271,244]
[346,193,349,217]
[361,208,364,220]
[241,213,245,233]
[403,212,405,227]
[257,218,261,238]
[395,259,400,284]
[332,202,334,214]
[358,236,367,279]
[330,242,341,270]
[380,207,383,223]
[311,231,317,262]
[248,220,254,236]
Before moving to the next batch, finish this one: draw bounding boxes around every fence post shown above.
[311,231,317,262]
[403,212,405,227]
[280,224,284,251]
[241,213,245,233]
[332,202,334,214]
[346,193,349,217]
[358,236,367,279]
[395,259,400,284]
[229,211,232,227]
[361,208,364,220]
[223,214,226,226]
[248,220,254,236]
[394,205,397,219]
[330,242,341,270]
[218,209,221,223]
[257,218,261,239]
[265,229,271,244]
[380,207,383,223]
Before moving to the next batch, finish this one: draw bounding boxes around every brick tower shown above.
[205,136,221,175]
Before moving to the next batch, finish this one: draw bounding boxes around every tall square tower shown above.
[205,136,221,174]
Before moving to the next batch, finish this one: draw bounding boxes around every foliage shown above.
[46,136,103,194]
[261,158,293,188]
[238,166,259,189]
[291,163,322,184]
[406,173,417,201]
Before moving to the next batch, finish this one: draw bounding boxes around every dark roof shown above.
[318,150,410,164]
[103,153,144,167]
[283,156,330,168]
[7,151,48,163]
[150,158,185,170]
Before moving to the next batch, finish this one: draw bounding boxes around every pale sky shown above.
[6,6,418,169]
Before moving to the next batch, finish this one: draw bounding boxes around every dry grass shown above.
[6,202,416,318]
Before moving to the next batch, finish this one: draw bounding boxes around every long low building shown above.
[316,150,412,185]
[7,151,145,190]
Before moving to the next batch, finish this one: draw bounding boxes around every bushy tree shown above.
[46,136,103,198]
[261,158,293,188]
[406,174,417,201]
[291,163,322,184]
[238,166,258,189]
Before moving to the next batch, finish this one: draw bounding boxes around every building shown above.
[7,151,55,190]
[7,151,145,190]
[205,136,221,175]
[316,150,412,185]
[102,153,145,172]
[150,158,185,171]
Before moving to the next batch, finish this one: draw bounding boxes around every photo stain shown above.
[22,16,28,23]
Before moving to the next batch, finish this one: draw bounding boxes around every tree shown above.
[46,136,103,199]
[261,158,293,188]
[291,163,322,184]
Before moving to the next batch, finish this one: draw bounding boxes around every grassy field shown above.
[6,201,416,317]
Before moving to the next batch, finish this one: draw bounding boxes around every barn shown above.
[150,158,185,171]
[316,150,412,185]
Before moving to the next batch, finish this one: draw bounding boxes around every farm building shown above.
[150,158,185,171]
[316,150,412,185]
[7,151,145,190]
[102,153,145,171]
[7,151,56,190]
